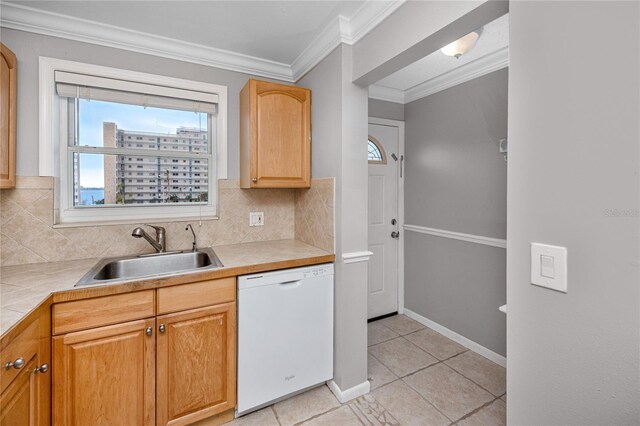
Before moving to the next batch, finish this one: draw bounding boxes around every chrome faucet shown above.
[131,224,166,253]
[185,224,197,252]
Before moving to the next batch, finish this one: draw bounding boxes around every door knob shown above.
[391,231,400,239]
[5,357,25,370]
[159,324,166,333]
[252,177,258,183]
[145,326,153,336]
[34,363,49,374]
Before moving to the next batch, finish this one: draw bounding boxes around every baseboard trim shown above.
[403,308,506,368]
[326,379,370,403]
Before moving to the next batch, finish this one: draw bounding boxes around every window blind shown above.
[55,71,218,115]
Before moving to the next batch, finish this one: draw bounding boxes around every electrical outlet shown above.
[249,212,264,227]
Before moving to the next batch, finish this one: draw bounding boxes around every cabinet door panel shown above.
[256,91,305,179]
[53,318,156,426]
[240,79,311,188]
[0,357,38,426]
[157,303,236,426]
[0,43,16,188]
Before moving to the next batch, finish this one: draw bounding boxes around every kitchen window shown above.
[40,57,228,225]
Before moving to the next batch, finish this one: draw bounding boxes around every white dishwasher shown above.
[237,263,334,416]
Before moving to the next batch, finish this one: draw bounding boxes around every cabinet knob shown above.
[145,326,153,336]
[159,324,166,333]
[252,177,258,183]
[34,363,49,374]
[5,357,25,370]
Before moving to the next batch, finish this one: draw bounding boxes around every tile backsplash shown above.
[0,177,334,266]
[295,178,334,253]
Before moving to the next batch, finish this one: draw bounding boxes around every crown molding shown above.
[368,84,405,104]
[1,1,407,84]
[0,2,295,81]
[290,15,346,82]
[404,46,509,103]
[291,0,406,81]
[368,46,509,104]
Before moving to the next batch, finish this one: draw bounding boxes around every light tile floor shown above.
[225,315,506,426]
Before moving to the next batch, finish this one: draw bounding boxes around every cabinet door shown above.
[0,43,16,189]
[244,80,311,188]
[0,357,38,426]
[156,303,236,426]
[53,318,156,426]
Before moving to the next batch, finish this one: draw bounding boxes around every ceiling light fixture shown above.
[440,28,483,59]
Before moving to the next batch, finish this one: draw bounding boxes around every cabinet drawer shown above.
[0,319,38,394]
[157,278,235,315]
[53,290,155,335]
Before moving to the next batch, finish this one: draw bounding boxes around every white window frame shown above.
[39,57,228,226]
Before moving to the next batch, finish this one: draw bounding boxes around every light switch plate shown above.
[249,212,264,227]
[531,243,567,293]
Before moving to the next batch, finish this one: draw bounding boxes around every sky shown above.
[77,99,207,187]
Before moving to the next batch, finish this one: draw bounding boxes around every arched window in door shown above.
[368,136,387,164]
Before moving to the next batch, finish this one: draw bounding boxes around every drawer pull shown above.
[5,357,25,370]
[34,363,49,374]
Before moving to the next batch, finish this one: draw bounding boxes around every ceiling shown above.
[7,1,366,64]
[1,1,506,94]
[371,13,509,103]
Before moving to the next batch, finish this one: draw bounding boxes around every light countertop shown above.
[1,239,334,336]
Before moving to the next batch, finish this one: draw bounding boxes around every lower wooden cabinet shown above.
[1,357,39,426]
[0,307,51,426]
[53,318,156,425]
[52,280,237,426]
[157,303,236,426]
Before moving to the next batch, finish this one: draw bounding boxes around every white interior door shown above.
[367,122,400,319]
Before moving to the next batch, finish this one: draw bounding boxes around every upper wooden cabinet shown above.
[0,43,16,189]
[240,79,311,188]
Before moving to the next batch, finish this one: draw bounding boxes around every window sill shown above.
[53,214,219,228]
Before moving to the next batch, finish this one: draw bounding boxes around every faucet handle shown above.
[144,224,165,233]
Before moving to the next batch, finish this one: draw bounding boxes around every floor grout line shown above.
[344,403,368,426]
[368,316,505,424]
[289,402,347,426]
[453,394,504,424]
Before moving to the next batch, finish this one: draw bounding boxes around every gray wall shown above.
[0,28,283,179]
[507,1,639,424]
[405,69,507,238]
[404,68,508,356]
[300,45,370,392]
[368,98,404,121]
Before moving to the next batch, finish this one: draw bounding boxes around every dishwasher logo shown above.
[284,374,296,382]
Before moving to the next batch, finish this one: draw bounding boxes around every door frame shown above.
[368,117,405,315]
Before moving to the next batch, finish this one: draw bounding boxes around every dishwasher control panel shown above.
[303,265,333,279]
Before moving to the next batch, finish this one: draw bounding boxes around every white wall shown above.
[507,1,640,423]
[300,45,370,393]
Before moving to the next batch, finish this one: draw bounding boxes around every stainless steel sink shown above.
[75,247,224,287]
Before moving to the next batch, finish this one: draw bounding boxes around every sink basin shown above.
[75,247,224,287]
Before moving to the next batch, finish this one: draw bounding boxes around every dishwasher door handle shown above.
[279,280,302,288]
